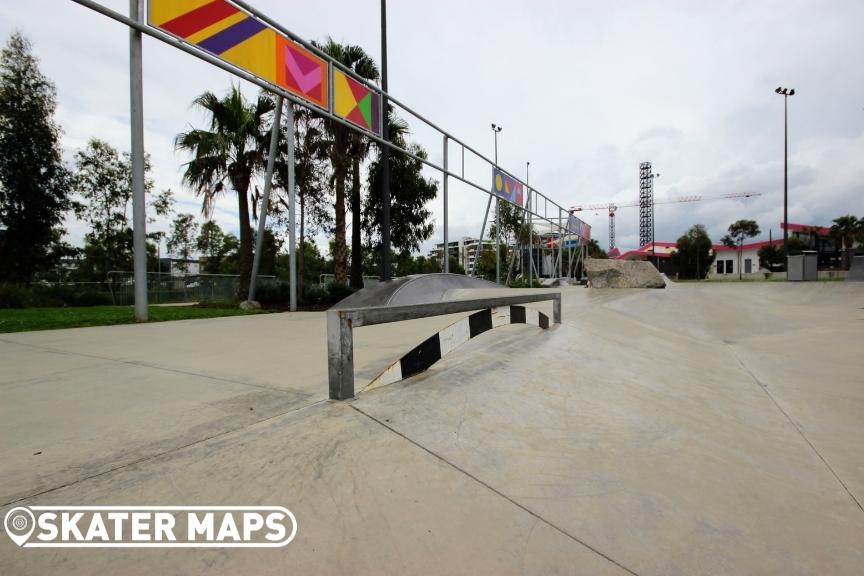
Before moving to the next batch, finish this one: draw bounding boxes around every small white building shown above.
[709,240,782,279]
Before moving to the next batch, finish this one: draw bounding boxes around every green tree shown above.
[277,240,327,288]
[166,213,199,275]
[273,104,332,298]
[0,33,71,283]
[830,214,861,269]
[585,238,608,259]
[364,112,436,262]
[175,86,275,295]
[72,139,166,280]
[721,219,760,280]
[673,224,714,279]
[758,244,784,271]
[314,39,379,286]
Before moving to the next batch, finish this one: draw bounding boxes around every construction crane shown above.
[569,191,762,251]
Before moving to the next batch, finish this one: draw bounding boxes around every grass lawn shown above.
[0,305,271,333]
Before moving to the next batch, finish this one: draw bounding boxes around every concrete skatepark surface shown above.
[1,282,863,574]
[332,273,499,308]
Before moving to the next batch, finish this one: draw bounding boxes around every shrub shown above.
[324,281,353,303]
[0,283,112,308]
[302,284,328,305]
[508,277,544,288]
[254,281,291,305]
[0,283,32,308]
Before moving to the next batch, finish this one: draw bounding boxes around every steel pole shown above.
[473,196,492,277]
[783,94,788,261]
[523,162,534,288]
[286,103,298,311]
[129,0,147,322]
[558,208,563,278]
[380,0,391,280]
[494,131,500,285]
[443,134,449,273]
[248,95,283,302]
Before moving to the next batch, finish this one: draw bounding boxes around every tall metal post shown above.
[783,93,789,259]
[286,103,298,311]
[443,135,449,273]
[472,196,492,277]
[248,95,284,302]
[380,0,391,280]
[527,161,532,287]
[129,0,147,322]
[558,208,563,278]
[492,125,501,285]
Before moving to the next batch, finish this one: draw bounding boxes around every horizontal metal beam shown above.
[337,292,561,328]
[67,0,577,233]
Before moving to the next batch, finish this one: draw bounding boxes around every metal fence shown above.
[105,272,277,305]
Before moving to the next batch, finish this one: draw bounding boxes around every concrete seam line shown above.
[0,398,330,508]
[0,337,290,394]
[727,345,864,516]
[349,404,642,576]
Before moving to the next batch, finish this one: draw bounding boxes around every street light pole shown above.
[492,123,502,284]
[775,86,795,263]
[380,0,391,280]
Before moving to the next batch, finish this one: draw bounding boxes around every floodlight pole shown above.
[380,0,391,281]
[248,95,284,302]
[784,94,788,260]
[492,124,502,285]
[130,0,147,322]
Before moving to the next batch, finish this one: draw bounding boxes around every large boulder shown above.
[585,259,665,289]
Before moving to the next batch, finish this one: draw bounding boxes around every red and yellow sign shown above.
[149,0,329,109]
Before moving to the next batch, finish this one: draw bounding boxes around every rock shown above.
[239,300,262,310]
[584,259,665,289]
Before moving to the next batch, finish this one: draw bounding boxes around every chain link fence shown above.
[105,272,277,305]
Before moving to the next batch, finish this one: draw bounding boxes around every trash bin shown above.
[787,251,817,281]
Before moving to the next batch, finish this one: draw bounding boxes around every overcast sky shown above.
[1,0,863,255]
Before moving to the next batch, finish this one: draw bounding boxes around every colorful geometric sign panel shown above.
[149,0,329,110]
[492,167,524,207]
[333,69,381,135]
[567,214,591,240]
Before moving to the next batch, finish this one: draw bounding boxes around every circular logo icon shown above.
[4,506,35,546]
[494,174,503,192]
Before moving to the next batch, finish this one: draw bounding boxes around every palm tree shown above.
[314,38,379,287]
[175,86,275,296]
[830,215,862,269]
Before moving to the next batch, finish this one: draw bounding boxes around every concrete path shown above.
[1,283,863,574]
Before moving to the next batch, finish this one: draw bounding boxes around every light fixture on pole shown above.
[775,86,795,264]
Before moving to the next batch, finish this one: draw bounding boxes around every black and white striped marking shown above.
[366,305,550,390]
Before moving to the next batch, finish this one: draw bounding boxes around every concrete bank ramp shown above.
[332,273,498,308]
